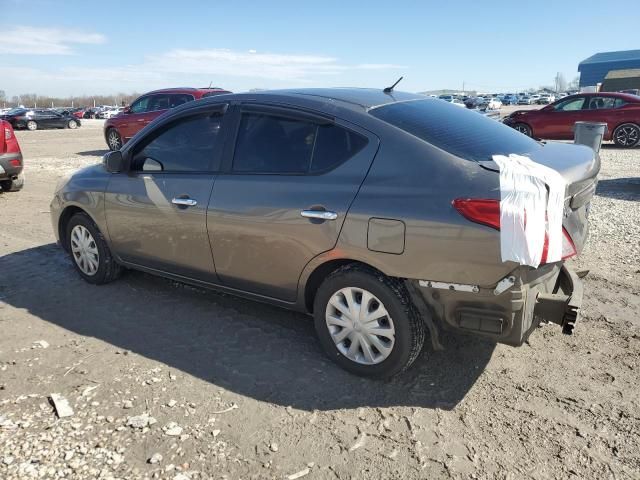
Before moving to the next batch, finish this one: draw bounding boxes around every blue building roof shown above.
[578,50,640,87]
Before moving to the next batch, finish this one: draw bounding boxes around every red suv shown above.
[503,92,640,147]
[0,120,24,192]
[104,87,230,150]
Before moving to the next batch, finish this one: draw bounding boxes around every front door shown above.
[105,107,228,282]
[208,104,378,301]
[118,94,168,141]
[539,96,587,139]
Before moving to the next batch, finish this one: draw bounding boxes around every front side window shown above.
[553,98,585,111]
[232,112,367,174]
[130,96,150,114]
[132,113,224,172]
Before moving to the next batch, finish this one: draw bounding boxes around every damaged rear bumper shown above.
[533,266,583,335]
[411,264,584,347]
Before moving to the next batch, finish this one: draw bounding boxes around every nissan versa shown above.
[50,89,599,378]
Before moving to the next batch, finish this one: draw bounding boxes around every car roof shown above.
[145,87,230,95]
[562,92,640,102]
[251,88,426,110]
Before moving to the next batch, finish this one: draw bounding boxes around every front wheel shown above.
[313,265,426,378]
[66,212,122,284]
[613,123,640,148]
[67,120,78,129]
[26,120,37,131]
[106,128,123,151]
[513,122,533,137]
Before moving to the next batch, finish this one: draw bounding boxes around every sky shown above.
[0,0,638,98]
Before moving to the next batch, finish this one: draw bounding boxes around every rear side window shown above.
[148,95,170,112]
[370,99,539,162]
[233,112,367,174]
[169,94,194,108]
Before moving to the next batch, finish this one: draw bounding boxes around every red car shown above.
[0,120,24,192]
[104,87,230,150]
[503,92,640,147]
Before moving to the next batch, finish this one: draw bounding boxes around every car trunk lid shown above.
[477,141,600,254]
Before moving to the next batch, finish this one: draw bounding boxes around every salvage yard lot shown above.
[1,120,639,479]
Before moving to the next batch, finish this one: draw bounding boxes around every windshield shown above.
[370,99,541,162]
[6,108,26,115]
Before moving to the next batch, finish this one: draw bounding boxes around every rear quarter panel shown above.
[335,131,514,287]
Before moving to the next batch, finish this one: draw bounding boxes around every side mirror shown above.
[104,150,128,173]
[123,106,132,114]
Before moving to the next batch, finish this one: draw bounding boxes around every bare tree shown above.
[555,73,567,93]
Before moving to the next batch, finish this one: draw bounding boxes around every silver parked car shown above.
[50,89,599,378]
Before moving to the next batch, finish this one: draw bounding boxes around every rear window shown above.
[370,99,539,161]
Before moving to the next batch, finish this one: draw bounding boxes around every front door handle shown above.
[301,210,337,220]
[172,197,197,207]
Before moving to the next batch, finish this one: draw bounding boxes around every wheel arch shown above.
[611,121,640,142]
[58,205,98,252]
[301,257,388,313]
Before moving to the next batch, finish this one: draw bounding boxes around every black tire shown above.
[513,122,533,137]
[0,173,24,192]
[106,128,122,151]
[612,123,640,148]
[313,265,426,378]
[67,119,78,129]
[26,120,37,131]
[65,212,121,285]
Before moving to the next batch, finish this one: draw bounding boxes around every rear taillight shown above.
[454,198,577,264]
[452,198,500,230]
[5,127,12,140]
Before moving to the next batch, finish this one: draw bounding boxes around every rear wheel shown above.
[67,119,78,129]
[613,123,640,148]
[66,212,121,284]
[313,265,426,378]
[106,128,122,151]
[513,122,532,137]
[26,120,37,131]
[0,173,24,192]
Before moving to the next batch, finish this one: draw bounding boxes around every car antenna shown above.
[208,80,213,88]
[383,76,403,93]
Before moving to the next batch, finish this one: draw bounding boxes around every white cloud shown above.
[0,47,406,96]
[0,26,106,55]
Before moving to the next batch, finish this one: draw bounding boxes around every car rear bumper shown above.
[0,152,23,179]
[412,263,583,346]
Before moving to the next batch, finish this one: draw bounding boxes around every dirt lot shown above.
[1,119,639,480]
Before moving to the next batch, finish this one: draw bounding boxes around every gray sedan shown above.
[50,88,599,377]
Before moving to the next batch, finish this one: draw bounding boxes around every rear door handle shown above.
[301,210,337,220]
[172,197,197,207]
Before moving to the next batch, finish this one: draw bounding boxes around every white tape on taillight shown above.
[492,154,567,268]
[4,127,11,141]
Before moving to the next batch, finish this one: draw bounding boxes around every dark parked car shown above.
[0,120,24,191]
[51,89,598,377]
[104,87,230,150]
[503,92,640,147]
[0,108,81,131]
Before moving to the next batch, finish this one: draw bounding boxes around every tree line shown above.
[0,90,142,109]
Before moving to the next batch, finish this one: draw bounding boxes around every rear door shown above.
[207,104,378,301]
[105,104,229,282]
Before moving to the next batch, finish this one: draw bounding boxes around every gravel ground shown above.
[0,119,639,480]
